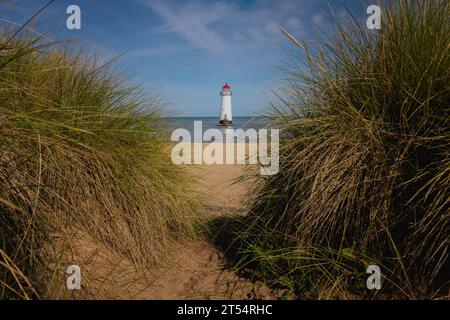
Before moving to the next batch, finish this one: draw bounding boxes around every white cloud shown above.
[287,17,301,30]
[311,13,324,26]
[138,0,311,56]
[265,21,280,35]
[246,26,264,42]
[140,0,230,54]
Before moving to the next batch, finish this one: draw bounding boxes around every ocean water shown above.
[163,117,269,142]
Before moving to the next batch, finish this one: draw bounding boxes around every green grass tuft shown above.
[0,28,199,299]
[234,0,449,299]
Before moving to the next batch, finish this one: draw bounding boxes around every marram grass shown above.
[234,0,449,299]
[0,31,199,299]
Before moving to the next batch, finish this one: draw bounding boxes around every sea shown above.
[163,117,269,142]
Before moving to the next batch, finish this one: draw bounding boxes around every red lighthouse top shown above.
[222,83,230,89]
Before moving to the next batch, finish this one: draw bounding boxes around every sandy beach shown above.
[60,142,275,299]
[140,142,272,299]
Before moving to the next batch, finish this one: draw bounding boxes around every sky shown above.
[1,0,369,116]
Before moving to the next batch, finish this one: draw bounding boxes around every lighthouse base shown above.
[219,119,232,126]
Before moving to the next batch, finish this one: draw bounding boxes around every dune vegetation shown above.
[1,0,448,301]
[226,0,449,299]
[0,27,199,298]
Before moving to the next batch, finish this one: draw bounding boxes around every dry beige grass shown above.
[0,31,199,298]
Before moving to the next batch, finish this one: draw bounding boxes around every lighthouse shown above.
[219,83,232,125]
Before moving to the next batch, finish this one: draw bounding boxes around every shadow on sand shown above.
[202,213,263,282]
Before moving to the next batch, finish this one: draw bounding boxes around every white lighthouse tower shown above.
[219,83,232,125]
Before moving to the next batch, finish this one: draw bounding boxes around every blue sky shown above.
[1,0,368,116]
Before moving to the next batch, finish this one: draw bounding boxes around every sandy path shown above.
[139,160,273,299]
[60,143,274,299]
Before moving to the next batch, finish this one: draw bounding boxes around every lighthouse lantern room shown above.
[219,83,232,125]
